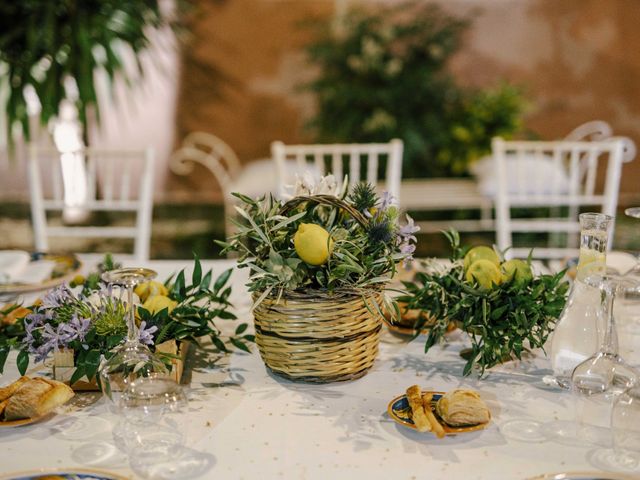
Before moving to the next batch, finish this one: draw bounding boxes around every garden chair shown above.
[170,132,316,239]
[28,146,155,262]
[492,137,632,260]
[271,139,404,204]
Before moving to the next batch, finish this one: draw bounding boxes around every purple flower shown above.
[400,242,416,256]
[62,314,92,343]
[41,285,74,309]
[137,321,158,346]
[378,191,396,211]
[399,214,420,243]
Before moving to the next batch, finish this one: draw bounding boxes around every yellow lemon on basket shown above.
[465,259,502,290]
[143,295,177,314]
[294,223,333,266]
[463,246,500,271]
[135,280,169,302]
[501,259,533,287]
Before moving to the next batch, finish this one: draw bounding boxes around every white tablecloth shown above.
[0,259,631,479]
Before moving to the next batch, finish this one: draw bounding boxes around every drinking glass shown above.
[571,274,639,395]
[112,375,188,478]
[611,386,640,471]
[98,268,168,409]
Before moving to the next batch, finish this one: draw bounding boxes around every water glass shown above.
[112,375,188,460]
[611,386,640,470]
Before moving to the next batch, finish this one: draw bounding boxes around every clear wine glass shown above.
[112,375,188,475]
[624,207,640,278]
[98,268,168,410]
[611,385,640,471]
[571,274,639,396]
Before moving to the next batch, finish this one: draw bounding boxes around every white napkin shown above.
[0,250,56,285]
[0,250,31,284]
[606,251,638,275]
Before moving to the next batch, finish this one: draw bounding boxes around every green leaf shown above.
[0,346,9,374]
[213,268,233,295]
[192,255,202,286]
[70,366,86,385]
[235,323,248,335]
[230,337,250,353]
[17,349,29,375]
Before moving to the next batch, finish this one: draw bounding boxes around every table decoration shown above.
[0,255,251,390]
[387,390,490,436]
[400,230,569,375]
[218,177,417,382]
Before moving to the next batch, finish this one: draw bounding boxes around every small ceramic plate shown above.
[526,472,638,480]
[0,253,81,296]
[0,412,54,428]
[0,468,127,480]
[388,390,490,435]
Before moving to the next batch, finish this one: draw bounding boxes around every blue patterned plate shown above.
[526,472,637,480]
[388,390,490,435]
[0,468,126,480]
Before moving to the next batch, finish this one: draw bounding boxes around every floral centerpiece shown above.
[400,231,569,376]
[0,255,251,387]
[218,175,418,382]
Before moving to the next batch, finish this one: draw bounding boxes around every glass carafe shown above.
[550,212,612,387]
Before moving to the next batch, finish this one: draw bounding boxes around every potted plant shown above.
[400,231,569,375]
[305,2,525,178]
[0,1,174,148]
[1,255,252,389]
[218,176,418,382]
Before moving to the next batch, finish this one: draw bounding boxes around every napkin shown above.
[0,251,56,285]
[606,251,638,275]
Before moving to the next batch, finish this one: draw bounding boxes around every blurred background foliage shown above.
[306,2,526,178]
[0,0,173,149]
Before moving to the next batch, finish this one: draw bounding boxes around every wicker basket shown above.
[253,289,384,383]
[252,193,385,383]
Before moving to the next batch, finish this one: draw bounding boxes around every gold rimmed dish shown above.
[0,468,128,480]
[0,253,81,296]
[387,390,490,435]
[0,412,55,428]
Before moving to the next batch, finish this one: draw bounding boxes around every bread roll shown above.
[0,375,31,402]
[4,377,74,421]
[435,389,490,427]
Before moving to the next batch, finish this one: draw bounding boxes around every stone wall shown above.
[171,0,640,203]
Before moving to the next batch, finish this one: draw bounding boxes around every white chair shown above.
[28,146,154,262]
[170,132,306,239]
[492,137,631,259]
[270,139,404,203]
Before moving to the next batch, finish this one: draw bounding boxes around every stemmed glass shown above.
[98,268,168,410]
[624,207,640,278]
[571,274,639,395]
[611,386,640,471]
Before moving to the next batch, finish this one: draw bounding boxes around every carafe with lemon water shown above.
[550,212,613,387]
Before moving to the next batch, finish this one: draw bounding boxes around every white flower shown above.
[283,173,347,200]
[385,58,402,77]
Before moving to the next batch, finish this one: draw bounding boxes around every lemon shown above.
[465,259,502,289]
[463,246,500,271]
[294,223,333,266]
[143,295,177,314]
[501,259,533,287]
[576,247,606,281]
[135,280,169,302]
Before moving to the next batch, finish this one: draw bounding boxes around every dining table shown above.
[0,256,636,480]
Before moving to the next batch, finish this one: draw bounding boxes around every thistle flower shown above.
[349,182,377,213]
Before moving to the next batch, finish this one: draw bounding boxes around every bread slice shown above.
[4,377,74,421]
[0,375,31,402]
[435,389,490,427]
[0,398,9,419]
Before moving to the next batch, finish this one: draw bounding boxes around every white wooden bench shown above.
[400,178,494,233]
